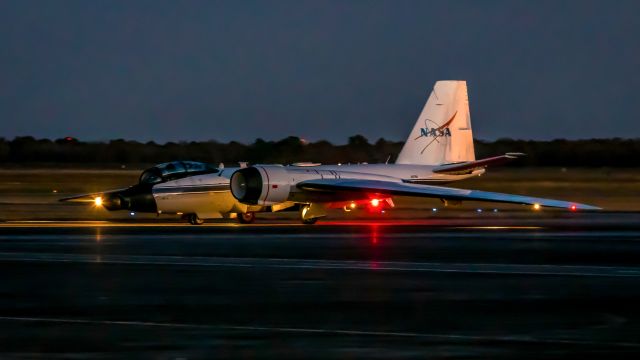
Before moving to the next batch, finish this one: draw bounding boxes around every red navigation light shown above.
[570,205,577,212]
[370,199,380,207]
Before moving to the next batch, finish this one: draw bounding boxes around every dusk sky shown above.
[1,0,638,143]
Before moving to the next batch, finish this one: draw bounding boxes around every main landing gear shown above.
[300,204,324,225]
[238,212,256,224]
[301,217,318,225]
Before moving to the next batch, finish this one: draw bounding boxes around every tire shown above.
[238,212,255,224]
[188,214,204,225]
[301,217,318,225]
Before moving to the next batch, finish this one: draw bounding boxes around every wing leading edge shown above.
[297,179,600,210]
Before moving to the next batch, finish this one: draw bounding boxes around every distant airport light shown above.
[493,209,498,213]
[350,202,357,209]
[533,203,541,211]
[130,212,135,216]
[476,209,483,213]
[432,208,438,212]
[94,197,103,207]
[370,199,380,207]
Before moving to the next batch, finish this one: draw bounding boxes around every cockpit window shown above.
[139,161,218,184]
[157,161,186,176]
[183,161,211,172]
[139,168,163,184]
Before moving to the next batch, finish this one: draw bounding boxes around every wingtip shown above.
[505,152,527,158]
[573,203,602,211]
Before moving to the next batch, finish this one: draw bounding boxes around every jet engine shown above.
[230,165,292,205]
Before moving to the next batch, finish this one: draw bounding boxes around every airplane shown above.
[61,80,600,224]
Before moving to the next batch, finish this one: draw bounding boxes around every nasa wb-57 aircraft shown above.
[61,80,600,224]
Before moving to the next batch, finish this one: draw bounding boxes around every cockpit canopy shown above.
[139,161,219,184]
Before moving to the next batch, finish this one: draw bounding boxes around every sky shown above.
[0,0,639,143]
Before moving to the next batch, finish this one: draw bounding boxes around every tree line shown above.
[1,136,639,167]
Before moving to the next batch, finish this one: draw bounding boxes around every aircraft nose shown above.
[104,184,157,213]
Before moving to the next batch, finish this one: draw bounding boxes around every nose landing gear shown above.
[186,213,204,225]
[238,212,255,224]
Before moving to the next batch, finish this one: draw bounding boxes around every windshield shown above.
[139,168,163,184]
[139,161,218,184]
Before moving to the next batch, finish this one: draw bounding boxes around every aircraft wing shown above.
[297,179,600,210]
[432,153,525,175]
[59,188,128,202]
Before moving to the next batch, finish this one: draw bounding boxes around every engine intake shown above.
[230,167,263,204]
[231,166,291,205]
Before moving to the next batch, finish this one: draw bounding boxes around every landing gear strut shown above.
[187,214,204,225]
[238,212,255,224]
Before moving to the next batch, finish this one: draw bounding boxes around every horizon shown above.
[3,135,640,146]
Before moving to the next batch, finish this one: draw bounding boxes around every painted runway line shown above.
[2,252,640,277]
[0,316,637,348]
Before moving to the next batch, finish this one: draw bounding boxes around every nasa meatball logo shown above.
[415,111,456,153]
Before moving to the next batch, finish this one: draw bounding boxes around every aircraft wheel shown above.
[238,212,255,224]
[301,217,318,225]
[188,214,204,225]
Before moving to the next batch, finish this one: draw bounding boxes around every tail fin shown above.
[396,80,475,165]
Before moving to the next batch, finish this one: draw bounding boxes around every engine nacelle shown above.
[230,165,292,205]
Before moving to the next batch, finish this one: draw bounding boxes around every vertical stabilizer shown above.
[396,81,475,165]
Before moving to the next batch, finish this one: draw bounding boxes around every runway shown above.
[2,216,640,358]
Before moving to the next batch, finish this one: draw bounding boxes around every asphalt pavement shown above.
[2,216,640,359]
